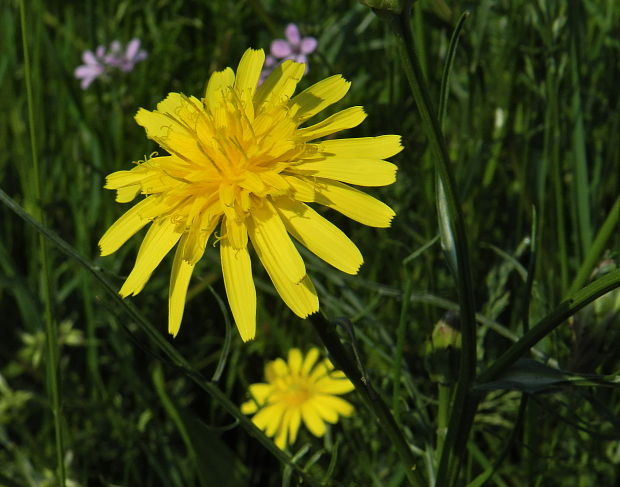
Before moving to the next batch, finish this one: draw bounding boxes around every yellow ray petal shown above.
[283,174,317,201]
[287,158,397,187]
[114,185,141,203]
[168,95,206,133]
[260,171,290,194]
[235,48,264,90]
[314,395,354,417]
[288,408,302,445]
[98,196,162,256]
[288,74,351,123]
[254,60,305,112]
[135,106,206,165]
[182,211,218,264]
[301,348,320,375]
[309,359,334,381]
[103,156,183,195]
[299,177,395,228]
[273,197,363,274]
[311,398,339,423]
[318,135,403,159]
[301,403,326,437]
[288,348,303,374]
[314,375,355,395]
[239,170,267,194]
[249,213,319,317]
[274,409,290,449]
[223,214,248,250]
[155,92,186,117]
[234,48,265,116]
[220,220,256,342]
[204,67,235,108]
[266,358,289,381]
[119,217,182,297]
[251,404,271,429]
[248,383,272,405]
[241,400,258,415]
[254,403,286,437]
[104,168,145,190]
[296,106,366,141]
[247,200,306,284]
[135,102,183,140]
[168,233,203,337]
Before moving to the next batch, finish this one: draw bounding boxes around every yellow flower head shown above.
[99,48,402,341]
[241,348,355,449]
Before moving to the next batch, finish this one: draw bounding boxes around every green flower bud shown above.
[425,313,461,385]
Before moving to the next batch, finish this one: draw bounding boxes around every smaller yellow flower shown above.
[241,348,355,449]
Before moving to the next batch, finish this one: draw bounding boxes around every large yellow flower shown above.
[241,348,355,449]
[99,48,402,341]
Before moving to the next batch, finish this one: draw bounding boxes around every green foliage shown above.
[1,0,619,485]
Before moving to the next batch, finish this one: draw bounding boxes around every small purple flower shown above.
[105,38,148,72]
[74,45,107,90]
[75,39,148,90]
[270,23,317,71]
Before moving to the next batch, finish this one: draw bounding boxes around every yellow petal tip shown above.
[239,325,256,342]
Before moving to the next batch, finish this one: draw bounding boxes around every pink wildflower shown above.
[75,39,148,90]
[106,38,148,72]
[74,45,107,90]
[270,23,317,71]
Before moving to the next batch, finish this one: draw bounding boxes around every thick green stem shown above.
[435,384,451,468]
[377,2,478,484]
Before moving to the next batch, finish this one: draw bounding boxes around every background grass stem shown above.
[18,1,66,485]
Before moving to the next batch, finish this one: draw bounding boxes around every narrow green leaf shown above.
[567,196,620,297]
[478,268,620,384]
[568,1,593,258]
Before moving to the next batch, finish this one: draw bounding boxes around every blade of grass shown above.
[566,196,620,297]
[568,1,593,259]
[437,11,470,129]
[18,2,65,485]
[521,206,538,332]
[541,57,569,294]
[391,273,413,425]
